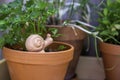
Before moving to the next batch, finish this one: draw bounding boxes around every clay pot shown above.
[99,42,120,80]
[3,42,74,80]
[47,25,86,80]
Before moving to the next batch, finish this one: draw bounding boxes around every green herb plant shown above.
[0,0,55,50]
[48,28,62,38]
[57,45,66,51]
[96,0,120,45]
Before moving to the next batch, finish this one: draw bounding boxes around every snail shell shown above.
[25,34,45,52]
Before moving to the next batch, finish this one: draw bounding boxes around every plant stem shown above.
[86,35,90,52]
[37,17,40,33]
[71,20,96,29]
[94,37,99,60]
[31,21,36,34]
[109,36,120,44]
[68,0,75,20]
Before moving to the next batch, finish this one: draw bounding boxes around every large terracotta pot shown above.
[47,25,86,80]
[99,42,120,80]
[3,42,74,80]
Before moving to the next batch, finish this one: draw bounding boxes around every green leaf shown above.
[35,2,47,10]
[0,20,6,25]
[117,0,120,3]
[48,28,61,38]
[100,30,109,36]
[102,18,109,25]
[111,27,116,31]
[0,37,5,48]
[107,0,111,6]
[30,11,40,19]
[103,8,108,16]
[114,24,120,30]
[2,4,8,8]
[104,37,111,42]
[112,31,119,36]
[57,45,66,51]
[98,12,104,17]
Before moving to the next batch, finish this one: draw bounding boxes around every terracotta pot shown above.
[3,42,74,80]
[47,25,86,80]
[99,42,120,80]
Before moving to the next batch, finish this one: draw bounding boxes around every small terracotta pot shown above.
[47,25,86,80]
[99,42,120,80]
[3,42,74,80]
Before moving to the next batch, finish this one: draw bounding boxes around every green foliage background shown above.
[0,0,55,50]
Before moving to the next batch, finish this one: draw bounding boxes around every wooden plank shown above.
[0,59,10,80]
[76,56,105,80]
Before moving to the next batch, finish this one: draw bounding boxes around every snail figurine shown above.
[25,34,53,52]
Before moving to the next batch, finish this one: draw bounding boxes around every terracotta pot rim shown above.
[3,41,74,54]
[99,42,120,55]
[3,41,74,65]
[99,41,120,47]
